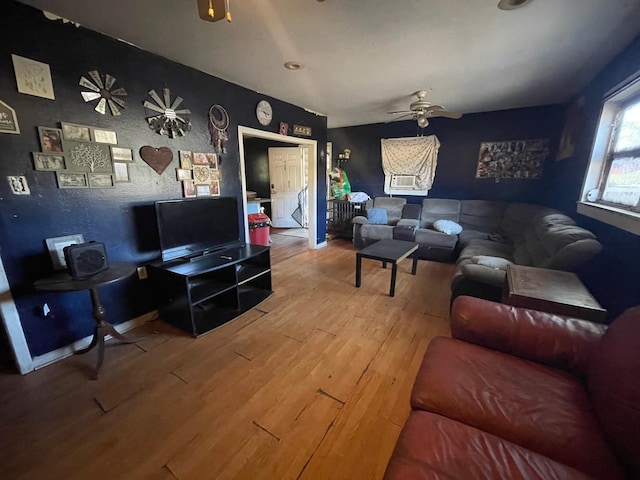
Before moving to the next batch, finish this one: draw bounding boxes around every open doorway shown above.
[238,126,319,250]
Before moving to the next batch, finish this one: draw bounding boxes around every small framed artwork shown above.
[56,172,88,188]
[279,122,288,136]
[38,126,63,153]
[7,176,30,195]
[180,150,193,169]
[88,173,115,188]
[12,54,55,100]
[206,153,218,169]
[183,179,196,198]
[62,140,113,173]
[113,162,130,183]
[176,168,192,181]
[192,165,210,184]
[209,180,220,196]
[61,122,91,142]
[33,152,66,171]
[110,146,133,162]
[91,128,117,144]
[196,184,210,197]
[192,152,208,165]
[45,234,85,270]
[210,169,220,182]
[0,99,20,134]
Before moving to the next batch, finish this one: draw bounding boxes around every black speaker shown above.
[63,242,109,279]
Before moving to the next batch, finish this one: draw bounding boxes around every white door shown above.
[269,147,305,228]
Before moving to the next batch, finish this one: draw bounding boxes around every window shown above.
[578,73,640,235]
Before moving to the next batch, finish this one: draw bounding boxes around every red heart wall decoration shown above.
[139,146,173,175]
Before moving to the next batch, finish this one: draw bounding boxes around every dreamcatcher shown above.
[208,104,229,154]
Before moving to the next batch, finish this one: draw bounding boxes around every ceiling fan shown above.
[388,90,463,127]
[197,0,232,22]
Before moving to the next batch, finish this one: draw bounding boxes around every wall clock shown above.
[143,87,191,138]
[256,100,272,126]
[79,70,127,116]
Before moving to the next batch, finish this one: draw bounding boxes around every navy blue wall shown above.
[544,35,640,319]
[0,1,326,357]
[328,105,565,204]
[329,36,640,320]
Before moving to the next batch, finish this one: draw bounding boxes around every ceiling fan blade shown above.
[386,112,414,123]
[197,0,226,22]
[430,110,463,119]
[387,110,412,115]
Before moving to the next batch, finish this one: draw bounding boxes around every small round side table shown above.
[34,262,138,379]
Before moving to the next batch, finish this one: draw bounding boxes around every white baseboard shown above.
[315,240,328,249]
[31,310,157,371]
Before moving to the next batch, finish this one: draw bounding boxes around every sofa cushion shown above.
[432,219,463,235]
[411,337,624,479]
[459,200,507,233]
[500,203,556,241]
[360,224,394,241]
[456,239,515,263]
[373,197,406,225]
[414,228,458,249]
[420,199,460,228]
[367,207,388,224]
[588,305,640,477]
[384,410,595,480]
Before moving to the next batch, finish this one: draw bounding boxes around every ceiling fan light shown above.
[417,114,429,128]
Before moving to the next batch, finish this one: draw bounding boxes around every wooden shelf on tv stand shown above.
[147,243,272,336]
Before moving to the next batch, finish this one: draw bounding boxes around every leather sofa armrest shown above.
[352,215,369,225]
[460,263,506,288]
[450,296,607,376]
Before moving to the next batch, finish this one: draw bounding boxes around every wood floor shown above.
[0,238,455,480]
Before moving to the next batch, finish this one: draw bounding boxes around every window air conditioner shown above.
[390,175,416,189]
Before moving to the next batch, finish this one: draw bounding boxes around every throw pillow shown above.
[367,208,388,225]
[432,219,463,235]
[471,255,513,270]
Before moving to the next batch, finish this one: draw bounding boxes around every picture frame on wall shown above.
[196,184,210,197]
[180,151,193,169]
[56,172,88,188]
[61,122,91,142]
[209,180,220,196]
[38,126,63,153]
[113,162,131,183]
[183,179,196,198]
[88,173,115,188]
[12,54,55,100]
[62,140,113,173]
[110,146,133,162]
[176,168,192,181]
[33,152,66,171]
[91,127,117,144]
[45,233,85,270]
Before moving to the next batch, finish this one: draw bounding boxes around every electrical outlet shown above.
[137,266,147,280]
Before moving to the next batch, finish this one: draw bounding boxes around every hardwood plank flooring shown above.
[0,238,455,480]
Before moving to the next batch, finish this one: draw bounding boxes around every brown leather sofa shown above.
[384,296,640,479]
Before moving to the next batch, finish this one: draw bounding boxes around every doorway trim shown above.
[238,126,319,249]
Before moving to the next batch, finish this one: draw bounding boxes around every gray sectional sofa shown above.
[352,198,603,303]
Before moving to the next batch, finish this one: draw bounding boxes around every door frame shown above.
[238,126,319,249]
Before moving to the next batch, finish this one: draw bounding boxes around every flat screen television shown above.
[155,197,242,261]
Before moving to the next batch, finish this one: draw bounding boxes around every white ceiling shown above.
[17,0,640,128]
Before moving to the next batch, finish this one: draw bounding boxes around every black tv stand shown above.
[147,244,271,336]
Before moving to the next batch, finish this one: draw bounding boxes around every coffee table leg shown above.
[356,254,362,288]
[390,262,397,297]
[412,251,418,275]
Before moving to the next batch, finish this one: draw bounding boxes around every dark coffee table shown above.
[355,239,419,297]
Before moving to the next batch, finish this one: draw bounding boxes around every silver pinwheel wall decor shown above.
[79,70,127,116]
[143,87,192,138]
